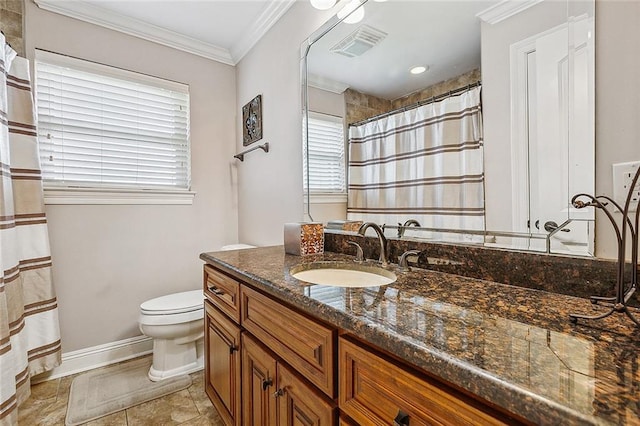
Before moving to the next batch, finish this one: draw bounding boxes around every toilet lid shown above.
[140,290,204,315]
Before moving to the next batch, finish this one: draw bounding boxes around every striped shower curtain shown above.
[347,86,484,238]
[0,36,61,425]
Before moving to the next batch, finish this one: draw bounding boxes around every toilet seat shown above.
[140,290,204,315]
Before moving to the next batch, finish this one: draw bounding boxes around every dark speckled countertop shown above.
[200,246,640,426]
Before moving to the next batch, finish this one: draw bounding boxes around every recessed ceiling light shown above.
[410,66,428,75]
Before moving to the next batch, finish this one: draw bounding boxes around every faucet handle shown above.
[399,249,421,271]
[348,241,364,263]
[544,220,570,233]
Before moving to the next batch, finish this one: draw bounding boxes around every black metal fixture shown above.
[569,166,640,325]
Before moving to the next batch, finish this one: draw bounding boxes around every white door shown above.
[514,18,594,254]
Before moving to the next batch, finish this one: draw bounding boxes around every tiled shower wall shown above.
[1,0,24,56]
[344,88,391,125]
[345,68,481,125]
[392,68,481,110]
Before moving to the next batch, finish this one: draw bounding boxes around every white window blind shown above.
[303,111,345,194]
[35,50,190,191]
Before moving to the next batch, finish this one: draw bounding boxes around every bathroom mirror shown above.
[302,0,595,256]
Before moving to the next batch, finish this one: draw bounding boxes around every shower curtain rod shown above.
[349,80,481,127]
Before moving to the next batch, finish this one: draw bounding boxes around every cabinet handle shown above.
[262,378,273,390]
[273,388,284,398]
[208,285,224,295]
[209,326,236,353]
[393,410,410,426]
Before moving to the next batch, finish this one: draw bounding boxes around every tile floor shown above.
[18,357,224,426]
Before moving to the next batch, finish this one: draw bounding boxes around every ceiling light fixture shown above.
[310,0,337,10]
[337,0,365,24]
[410,66,428,75]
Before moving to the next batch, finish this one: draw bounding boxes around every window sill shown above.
[307,193,348,204]
[44,187,196,205]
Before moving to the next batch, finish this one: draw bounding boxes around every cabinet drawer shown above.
[204,265,241,323]
[241,285,336,398]
[339,337,511,426]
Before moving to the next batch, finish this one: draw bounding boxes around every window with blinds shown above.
[303,111,345,194]
[34,50,190,192]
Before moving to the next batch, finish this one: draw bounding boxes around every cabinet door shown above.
[276,363,335,426]
[242,334,277,426]
[205,301,241,426]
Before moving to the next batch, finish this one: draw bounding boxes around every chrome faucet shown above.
[347,241,364,263]
[545,219,572,253]
[398,219,421,238]
[358,222,389,267]
[399,249,421,271]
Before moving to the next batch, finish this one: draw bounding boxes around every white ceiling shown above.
[33,0,521,99]
[308,0,500,100]
[33,0,297,65]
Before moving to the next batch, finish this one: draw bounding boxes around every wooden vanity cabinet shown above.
[204,300,242,426]
[204,264,336,426]
[203,262,517,426]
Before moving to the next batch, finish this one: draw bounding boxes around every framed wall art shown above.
[242,94,263,146]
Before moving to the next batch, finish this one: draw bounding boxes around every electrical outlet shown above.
[612,161,640,212]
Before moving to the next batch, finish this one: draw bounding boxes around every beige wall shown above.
[308,86,344,118]
[595,0,640,259]
[236,2,334,246]
[25,1,238,352]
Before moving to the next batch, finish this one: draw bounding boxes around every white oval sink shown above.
[290,262,396,288]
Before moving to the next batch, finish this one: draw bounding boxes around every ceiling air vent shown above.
[330,25,387,58]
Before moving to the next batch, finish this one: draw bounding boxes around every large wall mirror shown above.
[302,0,595,256]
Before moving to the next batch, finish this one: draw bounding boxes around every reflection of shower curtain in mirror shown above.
[347,86,484,236]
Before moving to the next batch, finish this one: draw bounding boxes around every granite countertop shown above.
[200,246,640,426]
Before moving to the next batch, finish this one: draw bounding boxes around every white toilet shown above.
[139,290,205,381]
[139,244,255,381]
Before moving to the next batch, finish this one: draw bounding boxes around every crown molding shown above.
[34,0,235,65]
[230,0,296,63]
[476,0,543,25]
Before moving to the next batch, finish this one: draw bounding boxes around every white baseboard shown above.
[32,335,153,384]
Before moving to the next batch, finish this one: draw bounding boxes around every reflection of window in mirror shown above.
[303,111,346,197]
